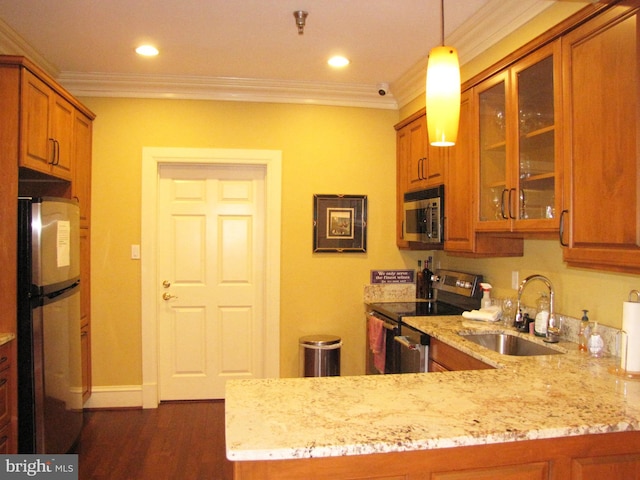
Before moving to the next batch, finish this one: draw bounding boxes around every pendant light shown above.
[426,0,460,147]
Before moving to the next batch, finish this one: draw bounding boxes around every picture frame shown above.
[313,194,367,253]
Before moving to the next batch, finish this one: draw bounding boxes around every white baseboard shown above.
[83,385,149,410]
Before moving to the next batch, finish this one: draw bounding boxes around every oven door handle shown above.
[368,312,398,331]
[394,335,418,350]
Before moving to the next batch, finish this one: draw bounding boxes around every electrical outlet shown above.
[511,271,519,290]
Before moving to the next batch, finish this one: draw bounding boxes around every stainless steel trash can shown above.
[299,335,342,377]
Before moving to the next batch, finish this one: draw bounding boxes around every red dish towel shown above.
[368,315,386,374]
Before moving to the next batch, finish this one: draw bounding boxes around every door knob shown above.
[162,292,178,301]
[162,280,171,288]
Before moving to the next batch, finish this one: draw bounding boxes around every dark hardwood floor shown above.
[77,400,233,480]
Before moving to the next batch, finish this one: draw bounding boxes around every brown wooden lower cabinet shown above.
[81,324,91,402]
[232,431,640,480]
[0,423,9,454]
[572,453,640,479]
[0,341,14,453]
[428,337,494,372]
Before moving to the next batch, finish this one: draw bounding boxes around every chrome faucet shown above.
[515,274,560,343]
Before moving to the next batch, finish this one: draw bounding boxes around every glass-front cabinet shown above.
[476,41,561,233]
[478,72,509,227]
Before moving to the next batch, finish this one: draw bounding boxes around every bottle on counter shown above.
[587,321,605,357]
[578,309,590,352]
[423,257,434,299]
[534,292,550,337]
[480,283,492,309]
[416,260,424,299]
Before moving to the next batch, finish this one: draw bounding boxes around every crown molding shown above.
[0,17,59,76]
[56,72,399,109]
[391,0,555,108]
[0,0,554,110]
[0,13,397,109]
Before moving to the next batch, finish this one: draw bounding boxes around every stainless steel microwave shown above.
[403,185,444,244]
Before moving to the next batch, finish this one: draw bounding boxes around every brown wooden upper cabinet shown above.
[560,5,640,273]
[72,109,93,227]
[20,69,75,181]
[402,0,640,270]
[475,41,562,235]
[395,109,446,249]
[397,110,446,194]
[444,91,524,257]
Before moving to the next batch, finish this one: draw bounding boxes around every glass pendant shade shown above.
[426,45,461,146]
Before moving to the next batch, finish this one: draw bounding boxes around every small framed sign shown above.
[313,194,367,253]
[370,270,415,284]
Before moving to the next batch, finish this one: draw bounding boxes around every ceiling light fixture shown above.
[135,45,159,57]
[293,10,308,35]
[425,0,460,147]
[328,56,350,68]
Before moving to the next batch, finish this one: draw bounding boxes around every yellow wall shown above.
[82,97,403,385]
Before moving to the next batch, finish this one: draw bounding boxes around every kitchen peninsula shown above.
[226,316,640,479]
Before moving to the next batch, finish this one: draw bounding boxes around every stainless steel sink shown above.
[459,333,564,356]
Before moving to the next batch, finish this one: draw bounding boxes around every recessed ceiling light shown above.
[136,45,159,57]
[328,56,350,68]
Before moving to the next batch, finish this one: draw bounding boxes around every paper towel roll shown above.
[622,301,640,372]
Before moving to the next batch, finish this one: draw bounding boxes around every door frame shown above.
[140,147,281,408]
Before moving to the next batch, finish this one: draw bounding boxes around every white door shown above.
[156,163,266,400]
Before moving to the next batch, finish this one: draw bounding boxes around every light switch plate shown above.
[511,271,519,290]
[131,244,141,260]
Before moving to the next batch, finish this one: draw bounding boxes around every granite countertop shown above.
[225,316,640,462]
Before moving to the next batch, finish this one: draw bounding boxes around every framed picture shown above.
[313,194,367,252]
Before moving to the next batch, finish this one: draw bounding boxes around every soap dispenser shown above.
[578,310,590,352]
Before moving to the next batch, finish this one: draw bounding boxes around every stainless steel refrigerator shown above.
[17,197,83,453]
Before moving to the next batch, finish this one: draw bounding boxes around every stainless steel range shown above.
[366,269,483,375]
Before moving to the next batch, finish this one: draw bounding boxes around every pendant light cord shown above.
[440,0,445,46]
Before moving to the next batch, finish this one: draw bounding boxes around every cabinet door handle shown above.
[48,139,60,165]
[559,209,569,246]
[500,189,508,219]
[421,157,427,180]
[0,378,7,387]
[508,188,517,219]
[0,357,7,365]
[48,138,56,165]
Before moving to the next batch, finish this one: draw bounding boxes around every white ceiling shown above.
[0,0,590,109]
